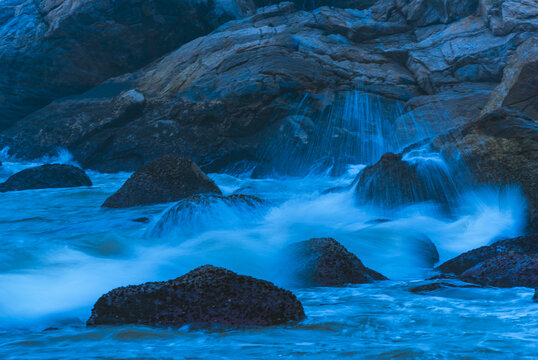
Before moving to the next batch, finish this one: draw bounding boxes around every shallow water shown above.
[0,155,536,359]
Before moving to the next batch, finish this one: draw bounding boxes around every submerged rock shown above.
[354,152,458,208]
[0,164,91,192]
[149,194,265,238]
[87,265,305,327]
[409,281,480,294]
[102,154,221,208]
[438,235,538,288]
[282,238,387,287]
[432,108,538,232]
[534,288,538,302]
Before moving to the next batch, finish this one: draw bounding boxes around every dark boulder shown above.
[0,164,91,192]
[354,152,458,208]
[437,235,538,288]
[87,265,305,327]
[438,235,538,275]
[282,237,387,287]
[102,154,221,208]
[459,252,537,288]
[534,288,538,302]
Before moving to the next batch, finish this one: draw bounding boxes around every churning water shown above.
[0,148,536,359]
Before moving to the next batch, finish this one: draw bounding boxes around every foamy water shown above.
[0,152,536,359]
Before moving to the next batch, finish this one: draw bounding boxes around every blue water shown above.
[0,149,536,359]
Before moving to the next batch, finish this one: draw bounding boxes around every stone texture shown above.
[102,154,221,208]
[282,237,387,286]
[87,265,305,327]
[0,164,91,192]
[432,108,538,232]
[437,235,538,275]
[482,38,538,121]
[0,0,275,130]
[354,152,459,208]
[0,3,421,173]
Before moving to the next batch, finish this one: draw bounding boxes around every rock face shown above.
[482,38,538,121]
[432,108,538,232]
[354,152,458,208]
[102,154,221,208]
[0,0,273,130]
[87,265,305,327]
[0,164,92,192]
[437,235,538,288]
[0,0,535,175]
[282,238,387,286]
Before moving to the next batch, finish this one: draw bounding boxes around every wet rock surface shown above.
[0,164,92,192]
[87,265,305,327]
[354,152,458,208]
[102,154,221,208]
[438,235,538,288]
[432,108,538,232]
[282,237,387,286]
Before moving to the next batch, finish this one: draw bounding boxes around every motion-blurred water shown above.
[0,149,535,359]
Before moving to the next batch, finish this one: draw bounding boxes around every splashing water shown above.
[0,87,535,358]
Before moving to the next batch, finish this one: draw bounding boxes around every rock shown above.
[0,4,420,173]
[406,16,526,94]
[282,237,387,287]
[534,288,538,302]
[0,164,92,192]
[480,0,538,36]
[432,109,538,232]
[437,235,538,275]
[87,265,305,327]
[409,281,479,294]
[354,152,458,208]
[459,252,537,288]
[392,83,495,148]
[149,194,265,238]
[132,217,150,224]
[0,0,274,130]
[102,154,221,208]
[482,38,538,121]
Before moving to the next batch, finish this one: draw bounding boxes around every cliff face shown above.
[0,0,536,174]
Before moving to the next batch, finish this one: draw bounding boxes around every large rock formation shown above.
[0,164,92,192]
[87,265,305,327]
[0,0,534,175]
[437,235,538,288]
[431,108,538,232]
[282,237,387,286]
[102,154,221,208]
[0,0,276,130]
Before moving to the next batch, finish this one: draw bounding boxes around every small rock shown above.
[102,154,221,208]
[0,164,92,192]
[409,282,479,294]
[132,217,150,223]
[87,265,305,327]
[282,238,387,287]
[533,289,538,302]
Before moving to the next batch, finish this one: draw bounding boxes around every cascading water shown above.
[0,88,535,359]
